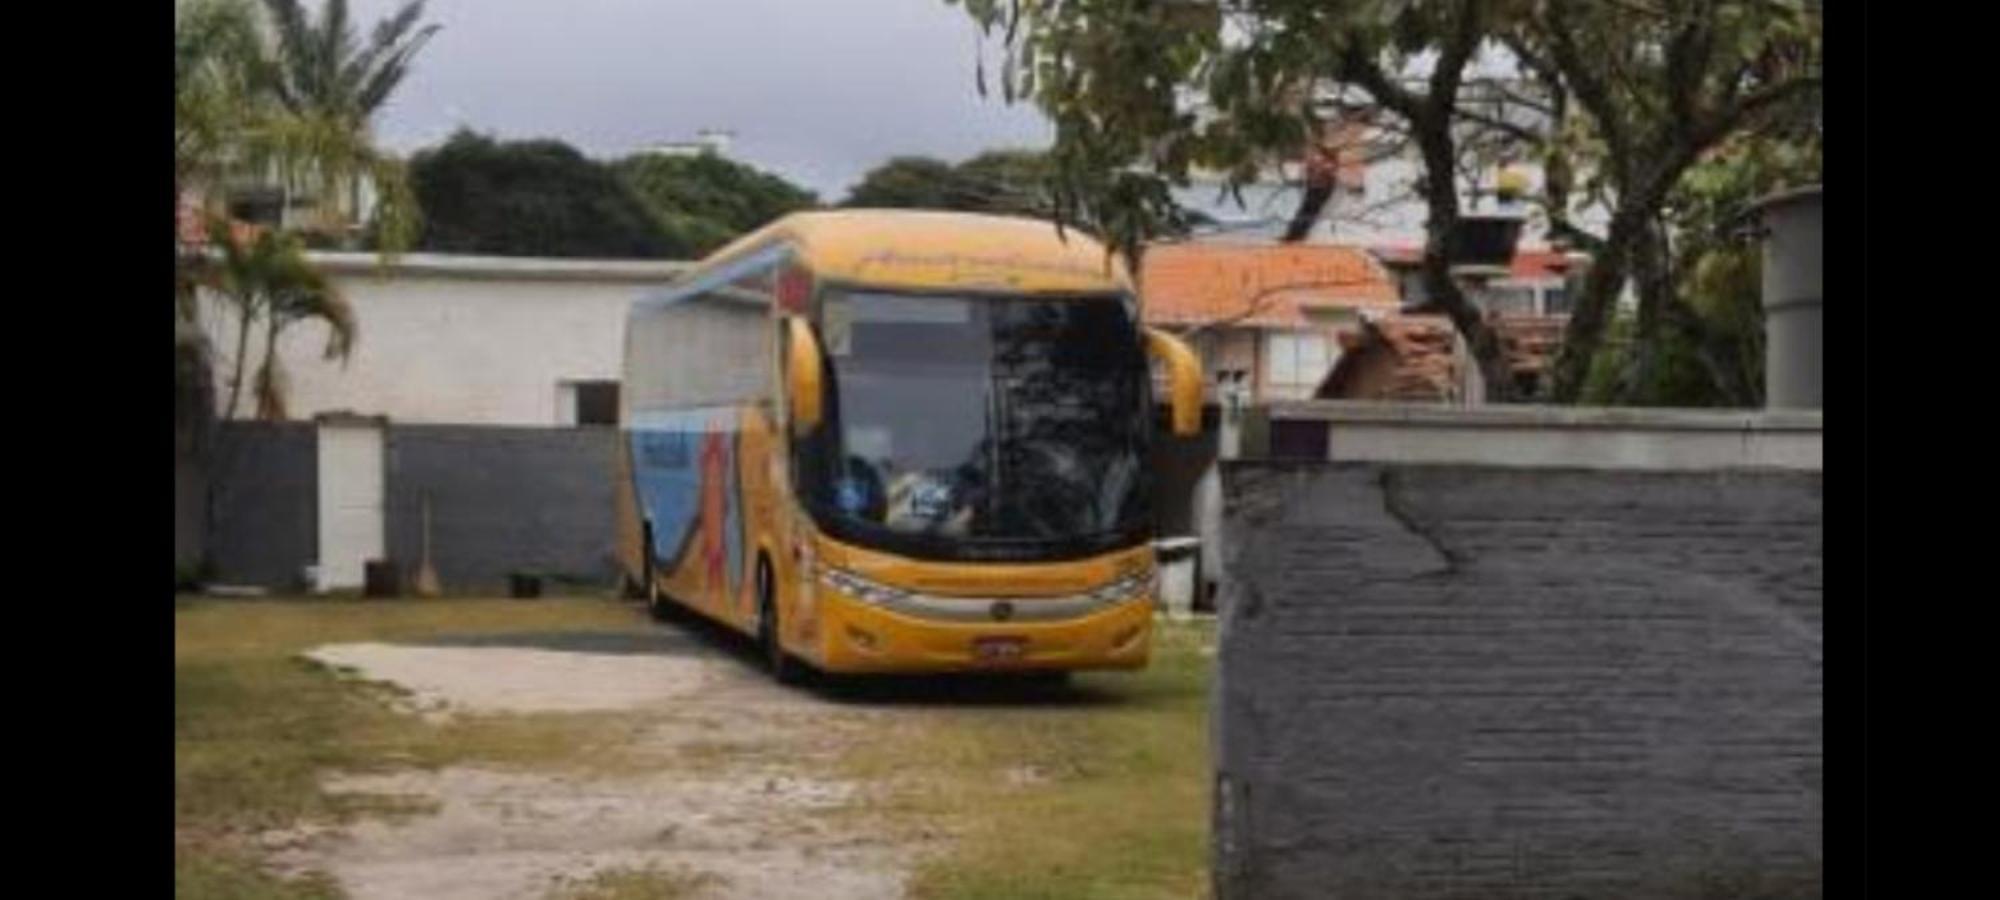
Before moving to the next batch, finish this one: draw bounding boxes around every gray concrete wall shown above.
[204,422,319,589]
[1268,401,1823,472]
[1214,463,1822,899]
[174,451,206,576]
[195,422,618,592]
[384,425,621,591]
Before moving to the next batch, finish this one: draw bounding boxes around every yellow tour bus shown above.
[617,210,1201,682]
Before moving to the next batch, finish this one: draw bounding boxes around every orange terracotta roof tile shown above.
[1368,244,1577,281]
[1317,312,1571,401]
[1319,314,1462,400]
[1491,313,1567,376]
[1507,250,1575,281]
[1139,243,1400,328]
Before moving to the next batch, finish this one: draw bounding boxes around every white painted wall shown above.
[200,252,692,426]
[316,418,385,591]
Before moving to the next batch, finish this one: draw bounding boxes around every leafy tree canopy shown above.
[844,149,1057,219]
[948,0,1820,405]
[408,130,680,258]
[843,156,965,210]
[615,152,819,257]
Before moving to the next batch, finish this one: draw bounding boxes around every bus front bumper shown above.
[810,587,1154,674]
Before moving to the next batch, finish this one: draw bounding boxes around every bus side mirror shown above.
[785,317,824,437]
[1145,327,1202,437]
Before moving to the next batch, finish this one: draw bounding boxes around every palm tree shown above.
[255,249,357,420]
[207,215,357,421]
[176,0,277,185]
[256,0,438,248]
[179,0,274,461]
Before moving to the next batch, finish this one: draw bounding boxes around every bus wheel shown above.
[757,557,803,686]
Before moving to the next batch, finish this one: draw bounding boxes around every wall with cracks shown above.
[1212,463,1823,900]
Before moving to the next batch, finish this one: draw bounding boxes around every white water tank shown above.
[1154,536,1201,620]
[1752,185,1822,409]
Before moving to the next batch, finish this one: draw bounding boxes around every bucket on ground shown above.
[363,559,401,598]
[1154,536,1201,620]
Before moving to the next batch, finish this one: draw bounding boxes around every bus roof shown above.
[698,209,1134,295]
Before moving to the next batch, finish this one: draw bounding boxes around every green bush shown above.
[177,558,214,593]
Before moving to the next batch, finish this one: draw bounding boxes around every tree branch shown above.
[1426,2,1486,119]
[1336,45,1423,121]
[1452,106,1547,146]
[1695,75,1822,148]
[1664,0,1713,132]
[1500,34,1561,89]
[1544,0,1633,172]
[1174,276,1401,340]
[1462,77,1558,116]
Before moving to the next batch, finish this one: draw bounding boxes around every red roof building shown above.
[1140,243,1402,404]
[1317,312,1571,402]
[1141,243,1400,327]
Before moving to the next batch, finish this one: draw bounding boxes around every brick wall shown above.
[1214,463,1822,899]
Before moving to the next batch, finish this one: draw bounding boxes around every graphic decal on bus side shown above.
[698,429,744,603]
[629,407,746,604]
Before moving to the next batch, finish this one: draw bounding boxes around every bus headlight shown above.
[816,563,1156,619]
[818,566,913,607]
[1084,568,1156,605]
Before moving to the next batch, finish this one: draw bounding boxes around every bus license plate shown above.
[973,637,1026,662]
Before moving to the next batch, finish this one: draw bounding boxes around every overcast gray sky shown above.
[347,0,1053,200]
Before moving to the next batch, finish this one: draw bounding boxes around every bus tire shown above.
[757,556,804,686]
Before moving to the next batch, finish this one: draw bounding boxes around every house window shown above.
[1265,332,1334,394]
[1544,286,1572,316]
[557,380,620,426]
[1397,268,1428,306]
[1479,286,1536,315]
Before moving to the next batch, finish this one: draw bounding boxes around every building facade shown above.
[197,252,691,427]
[1139,243,1401,406]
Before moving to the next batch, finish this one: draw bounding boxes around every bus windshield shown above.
[799,289,1152,560]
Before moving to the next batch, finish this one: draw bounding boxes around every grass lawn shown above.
[174,597,649,898]
[840,622,1217,900]
[174,596,1215,900]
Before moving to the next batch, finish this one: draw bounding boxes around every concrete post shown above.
[1202,375,1248,613]
[1193,462,1225,609]
[1217,374,1249,460]
[1753,185,1822,409]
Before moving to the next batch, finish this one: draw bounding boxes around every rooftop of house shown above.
[1317,312,1570,402]
[1492,313,1567,378]
[1368,244,1580,281]
[1324,313,1465,400]
[1139,242,1400,329]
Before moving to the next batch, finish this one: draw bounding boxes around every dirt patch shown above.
[276,625,922,899]
[267,768,903,900]
[301,642,719,717]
